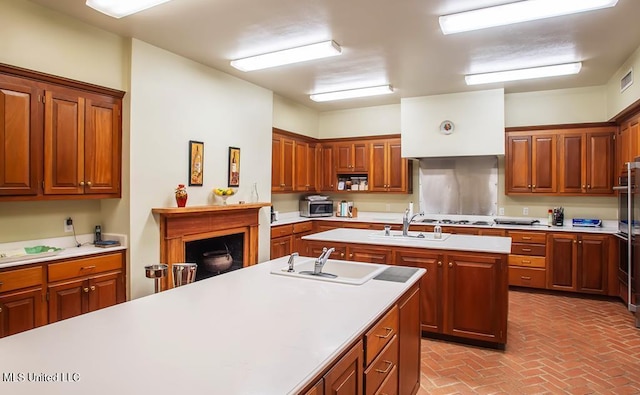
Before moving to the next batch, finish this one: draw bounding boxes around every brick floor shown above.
[418,290,640,394]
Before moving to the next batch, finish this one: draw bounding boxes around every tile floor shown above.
[418,289,640,394]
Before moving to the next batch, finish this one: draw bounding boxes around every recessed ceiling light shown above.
[310,85,393,102]
[230,41,342,72]
[439,0,618,35]
[465,62,582,85]
[86,0,172,18]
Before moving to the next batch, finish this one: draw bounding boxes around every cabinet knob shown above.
[437,261,442,267]
[340,252,345,257]
[83,287,89,293]
[573,240,577,244]
[527,184,531,188]
[80,181,85,186]
[90,285,96,291]
[448,262,453,268]
[582,185,586,188]
[87,181,92,187]
[578,240,582,244]
[349,253,353,258]
[0,307,3,313]
[588,185,591,189]
[532,185,536,188]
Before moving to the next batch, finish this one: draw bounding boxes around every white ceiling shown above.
[28,0,640,112]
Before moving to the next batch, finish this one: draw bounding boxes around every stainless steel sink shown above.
[368,230,452,241]
[270,258,387,285]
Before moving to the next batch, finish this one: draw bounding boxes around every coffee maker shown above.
[552,207,564,226]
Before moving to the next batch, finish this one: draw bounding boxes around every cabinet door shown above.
[294,141,310,191]
[548,233,577,291]
[271,135,283,191]
[505,135,532,193]
[586,131,614,194]
[48,278,87,323]
[293,231,314,256]
[335,143,353,172]
[369,141,387,191]
[578,235,608,294]
[0,287,46,338]
[397,285,420,395]
[618,123,631,176]
[558,133,584,193]
[531,134,556,193]
[352,142,368,172]
[319,144,335,191]
[304,241,346,260]
[44,88,84,195]
[347,245,391,264]
[88,272,121,312]
[386,139,407,192]
[84,96,120,195]
[270,235,292,259]
[0,78,40,196]
[323,339,363,395]
[395,251,443,333]
[446,253,506,343]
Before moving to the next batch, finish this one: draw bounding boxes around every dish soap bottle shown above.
[548,209,553,227]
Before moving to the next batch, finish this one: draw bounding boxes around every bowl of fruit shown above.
[213,188,236,205]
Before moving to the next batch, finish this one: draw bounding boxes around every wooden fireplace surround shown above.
[152,203,270,290]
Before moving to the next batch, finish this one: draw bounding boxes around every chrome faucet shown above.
[286,252,299,272]
[402,209,424,236]
[314,247,336,274]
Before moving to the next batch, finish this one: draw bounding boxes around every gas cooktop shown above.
[420,219,493,226]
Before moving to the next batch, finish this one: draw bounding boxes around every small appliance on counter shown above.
[299,195,333,217]
[572,218,602,228]
[552,207,564,226]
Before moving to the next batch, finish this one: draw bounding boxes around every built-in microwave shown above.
[299,199,333,217]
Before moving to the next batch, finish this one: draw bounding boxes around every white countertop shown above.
[0,234,127,270]
[0,256,424,395]
[303,228,512,254]
[271,211,619,235]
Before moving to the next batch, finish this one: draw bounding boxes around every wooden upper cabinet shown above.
[318,144,335,191]
[293,140,316,192]
[84,97,120,195]
[0,76,41,196]
[369,138,411,193]
[335,141,368,173]
[558,128,614,195]
[506,133,555,193]
[617,123,631,176]
[271,131,294,192]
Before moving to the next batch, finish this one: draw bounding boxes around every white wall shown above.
[607,44,640,119]
[129,39,273,299]
[273,94,319,138]
[505,86,608,127]
[319,104,400,138]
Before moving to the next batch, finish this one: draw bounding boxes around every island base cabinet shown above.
[397,285,420,395]
[323,339,364,395]
[0,287,46,338]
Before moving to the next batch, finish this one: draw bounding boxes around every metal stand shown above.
[172,263,198,287]
[145,264,168,293]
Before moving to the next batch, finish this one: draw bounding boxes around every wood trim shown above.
[151,203,270,216]
[0,63,125,98]
[506,122,617,133]
[609,97,640,124]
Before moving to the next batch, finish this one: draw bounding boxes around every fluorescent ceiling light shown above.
[310,85,393,102]
[86,0,172,18]
[465,62,582,85]
[230,41,342,72]
[439,0,618,34]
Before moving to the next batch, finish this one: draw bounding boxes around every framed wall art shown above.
[189,140,204,186]
[228,147,240,187]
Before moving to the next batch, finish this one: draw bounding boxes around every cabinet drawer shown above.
[365,335,398,395]
[509,267,546,288]
[374,365,397,395]
[0,266,43,293]
[292,221,313,233]
[48,253,123,282]
[508,231,546,244]
[365,305,398,365]
[511,243,546,256]
[271,224,293,238]
[508,255,546,268]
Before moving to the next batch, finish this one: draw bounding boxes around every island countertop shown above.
[0,256,423,395]
[303,228,512,254]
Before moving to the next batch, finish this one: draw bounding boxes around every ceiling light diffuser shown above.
[465,62,582,85]
[310,85,393,102]
[230,41,342,72]
[439,0,618,35]
[86,0,172,18]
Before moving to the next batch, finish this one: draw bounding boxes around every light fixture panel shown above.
[439,0,618,34]
[465,62,582,85]
[230,41,342,72]
[86,0,172,18]
[310,85,393,102]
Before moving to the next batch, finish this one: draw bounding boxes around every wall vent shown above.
[621,68,633,93]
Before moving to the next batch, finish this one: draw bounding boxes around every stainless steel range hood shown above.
[418,156,498,216]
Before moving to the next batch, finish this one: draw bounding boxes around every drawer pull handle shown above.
[376,327,394,339]
[81,266,96,271]
[522,260,531,264]
[521,276,532,280]
[83,287,89,293]
[375,360,393,374]
[90,286,96,291]
[522,237,532,240]
[521,248,532,252]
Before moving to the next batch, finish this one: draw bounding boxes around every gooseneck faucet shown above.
[402,209,424,236]
[314,247,336,274]
[287,252,299,272]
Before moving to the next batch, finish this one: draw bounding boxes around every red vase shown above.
[176,195,187,207]
[175,184,188,207]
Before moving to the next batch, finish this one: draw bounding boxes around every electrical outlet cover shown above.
[523,207,529,215]
[499,207,505,216]
[64,219,73,232]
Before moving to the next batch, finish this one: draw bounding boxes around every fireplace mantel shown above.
[152,203,270,289]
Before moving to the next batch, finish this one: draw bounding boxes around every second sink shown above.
[271,258,388,285]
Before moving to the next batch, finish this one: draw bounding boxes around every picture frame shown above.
[228,147,240,187]
[189,140,204,186]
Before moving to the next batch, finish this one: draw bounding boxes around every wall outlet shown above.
[522,207,529,216]
[498,207,505,216]
[64,217,73,233]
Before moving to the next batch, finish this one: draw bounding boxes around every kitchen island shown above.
[0,256,423,395]
[302,228,512,347]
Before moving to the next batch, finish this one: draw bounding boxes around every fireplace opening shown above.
[185,233,244,281]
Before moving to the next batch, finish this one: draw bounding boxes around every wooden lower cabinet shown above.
[270,235,293,259]
[348,245,392,264]
[397,285,420,395]
[0,287,46,338]
[324,339,364,395]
